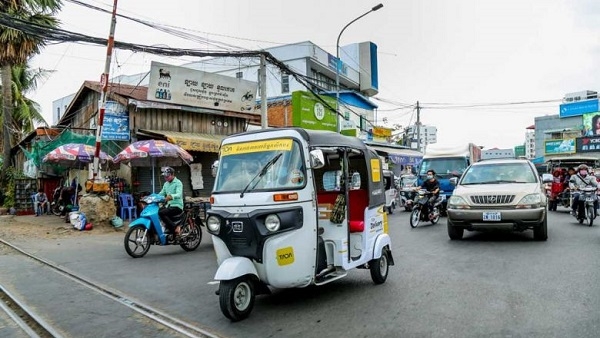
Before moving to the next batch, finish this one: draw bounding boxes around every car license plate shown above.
[483,212,501,221]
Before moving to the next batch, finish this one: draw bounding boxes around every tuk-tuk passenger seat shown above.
[316,190,367,232]
[348,189,368,232]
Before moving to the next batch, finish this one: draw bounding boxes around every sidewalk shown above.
[1,213,128,238]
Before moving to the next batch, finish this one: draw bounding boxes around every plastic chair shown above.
[31,194,49,215]
[118,193,137,221]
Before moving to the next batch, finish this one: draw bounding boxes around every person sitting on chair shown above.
[158,166,184,237]
[34,188,48,216]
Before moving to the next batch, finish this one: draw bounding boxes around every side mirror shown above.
[449,177,458,186]
[211,160,219,178]
[541,173,553,184]
[309,149,325,169]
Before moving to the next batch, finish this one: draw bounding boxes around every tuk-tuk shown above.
[207,128,394,321]
[382,170,398,214]
[398,174,418,211]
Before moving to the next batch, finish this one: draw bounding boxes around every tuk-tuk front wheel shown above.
[219,276,255,322]
[370,248,390,284]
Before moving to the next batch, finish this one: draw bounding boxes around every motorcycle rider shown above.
[569,164,599,217]
[417,169,440,216]
[158,166,184,237]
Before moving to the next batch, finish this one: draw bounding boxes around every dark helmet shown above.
[577,164,589,171]
[161,166,175,176]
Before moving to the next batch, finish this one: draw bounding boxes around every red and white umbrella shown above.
[113,140,193,192]
[43,143,113,168]
[113,139,193,164]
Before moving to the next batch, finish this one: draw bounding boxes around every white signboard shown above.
[147,61,258,113]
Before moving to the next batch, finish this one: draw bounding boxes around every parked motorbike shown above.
[124,194,204,258]
[50,185,71,217]
[572,186,598,227]
[409,189,441,228]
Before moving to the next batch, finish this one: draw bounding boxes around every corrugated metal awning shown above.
[137,129,224,153]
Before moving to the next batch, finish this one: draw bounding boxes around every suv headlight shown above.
[516,194,542,209]
[265,214,281,232]
[207,216,221,232]
[448,196,470,209]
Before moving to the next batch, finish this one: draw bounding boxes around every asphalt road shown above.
[1,207,599,338]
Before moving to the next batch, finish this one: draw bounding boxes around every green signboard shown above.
[544,139,575,155]
[291,91,337,131]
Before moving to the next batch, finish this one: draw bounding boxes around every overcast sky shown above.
[28,0,600,149]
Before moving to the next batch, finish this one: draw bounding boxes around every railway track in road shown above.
[0,238,222,338]
[0,284,60,337]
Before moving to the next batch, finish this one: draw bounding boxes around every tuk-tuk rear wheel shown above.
[370,248,389,284]
[219,276,255,322]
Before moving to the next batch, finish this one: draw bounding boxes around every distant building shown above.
[482,148,515,159]
[51,93,75,125]
[525,124,535,159]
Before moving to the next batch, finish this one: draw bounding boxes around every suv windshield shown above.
[214,138,306,193]
[460,162,537,185]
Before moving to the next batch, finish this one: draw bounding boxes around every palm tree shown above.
[0,63,51,141]
[0,0,61,182]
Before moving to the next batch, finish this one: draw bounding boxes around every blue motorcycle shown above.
[124,194,204,258]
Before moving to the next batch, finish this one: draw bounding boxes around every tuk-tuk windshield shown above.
[400,175,417,189]
[214,138,306,193]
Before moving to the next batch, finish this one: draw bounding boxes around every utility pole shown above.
[260,54,268,129]
[92,0,118,181]
[416,101,421,152]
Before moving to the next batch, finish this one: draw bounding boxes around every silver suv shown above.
[446,158,549,241]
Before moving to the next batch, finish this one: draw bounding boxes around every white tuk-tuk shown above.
[383,169,398,214]
[206,128,394,321]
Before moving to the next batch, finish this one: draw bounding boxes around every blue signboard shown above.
[101,113,129,140]
[388,154,422,166]
[559,99,599,118]
[531,156,545,164]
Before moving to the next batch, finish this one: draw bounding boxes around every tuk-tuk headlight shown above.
[207,216,220,232]
[265,214,281,232]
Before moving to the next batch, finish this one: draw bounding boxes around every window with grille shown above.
[281,74,289,93]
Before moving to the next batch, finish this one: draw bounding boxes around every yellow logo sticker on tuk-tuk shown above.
[221,139,293,157]
[371,159,381,182]
[276,246,295,266]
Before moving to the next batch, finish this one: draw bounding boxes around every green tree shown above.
[7,64,51,140]
[0,0,62,183]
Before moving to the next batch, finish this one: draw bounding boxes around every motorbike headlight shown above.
[516,194,542,209]
[264,214,280,232]
[448,196,470,209]
[206,216,221,232]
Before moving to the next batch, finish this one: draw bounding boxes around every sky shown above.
[27,0,600,150]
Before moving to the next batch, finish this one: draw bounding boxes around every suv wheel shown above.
[533,217,548,241]
[447,219,464,240]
